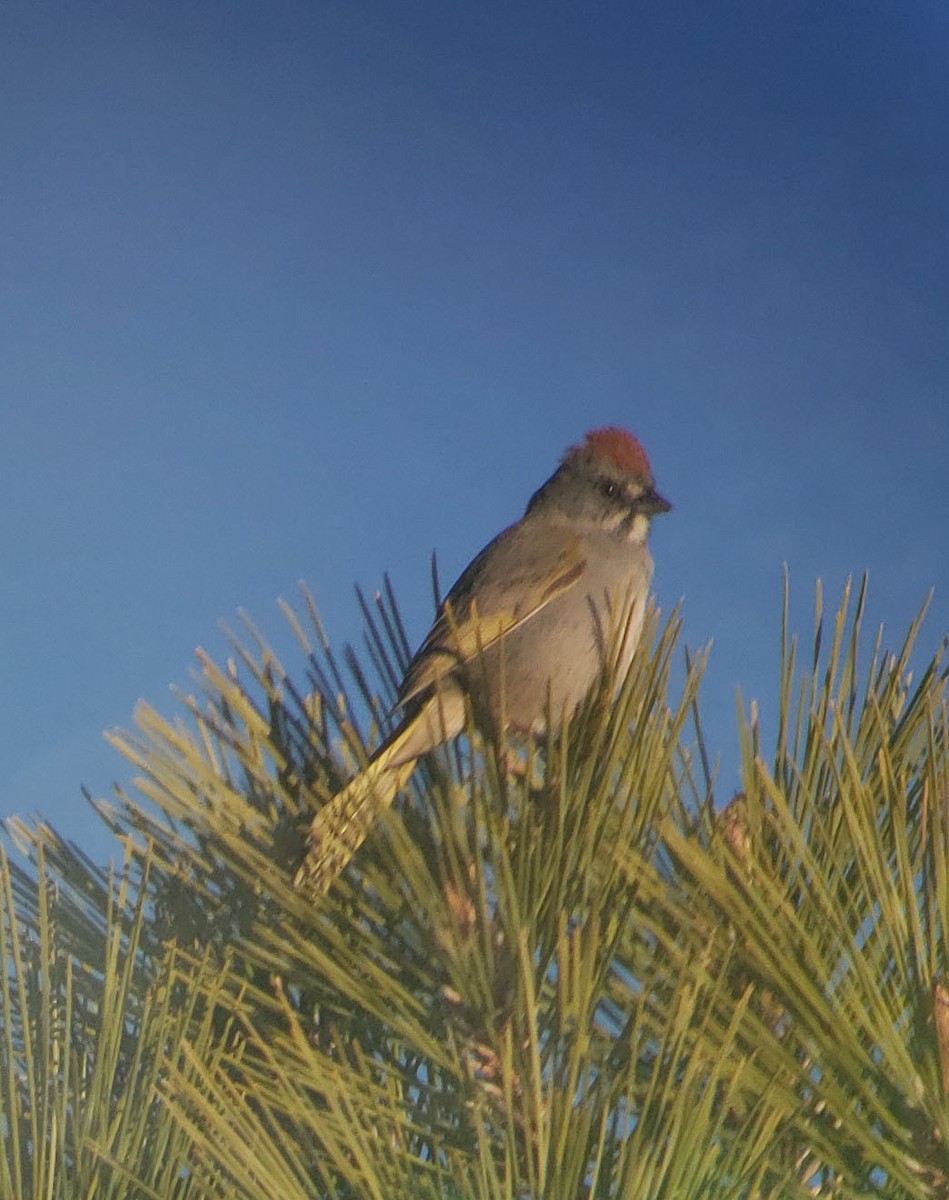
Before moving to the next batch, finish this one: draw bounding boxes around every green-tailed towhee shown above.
[294,427,671,891]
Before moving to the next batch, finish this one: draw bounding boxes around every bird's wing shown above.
[398,526,586,707]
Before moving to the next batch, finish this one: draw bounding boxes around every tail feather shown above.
[292,736,417,893]
[293,688,466,893]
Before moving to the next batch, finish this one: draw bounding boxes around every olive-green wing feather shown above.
[399,527,586,707]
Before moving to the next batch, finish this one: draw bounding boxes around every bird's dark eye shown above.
[600,480,619,500]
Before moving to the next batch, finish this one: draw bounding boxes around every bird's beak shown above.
[638,487,673,516]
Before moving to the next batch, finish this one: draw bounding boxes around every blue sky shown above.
[2,1,947,862]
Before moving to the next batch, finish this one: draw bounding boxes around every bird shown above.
[294,427,671,891]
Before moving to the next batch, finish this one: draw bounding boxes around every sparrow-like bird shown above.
[294,427,671,891]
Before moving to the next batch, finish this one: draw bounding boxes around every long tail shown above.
[292,730,418,893]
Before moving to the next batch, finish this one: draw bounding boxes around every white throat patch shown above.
[628,513,650,544]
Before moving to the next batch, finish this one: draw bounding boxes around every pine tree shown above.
[3,576,948,1197]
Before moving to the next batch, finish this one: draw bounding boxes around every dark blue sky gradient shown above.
[2,1,947,859]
